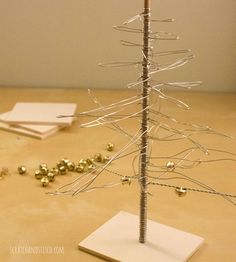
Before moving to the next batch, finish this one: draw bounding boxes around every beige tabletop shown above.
[0,87,236,262]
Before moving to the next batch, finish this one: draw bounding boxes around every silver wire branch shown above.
[98,61,142,67]
[153,49,191,56]
[80,94,142,115]
[149,54,195,75]
[80,102,153,128]
[79,94,144,127]
[150,80,202,90]
[150,121,209,154]
[149,147,236,160]
[151,87,190,109]
[87,89,140,143]
[122,12,174,25]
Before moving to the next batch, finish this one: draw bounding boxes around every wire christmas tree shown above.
[52,0,236,259]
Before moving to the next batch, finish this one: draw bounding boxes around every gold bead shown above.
[94,153,103,162]
[75,164,84,173]
[58,166,67,175]
[50,168,60,176]
[175,187,187,197]
[17,166,27,175]
[166,161,175,171]
[47,172,55,182]
[41,176,49,187]
[67,161,75,171]
[121,176,131,185]
[106,143,114,152]
[35,170,42,179]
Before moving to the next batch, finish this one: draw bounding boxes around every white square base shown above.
[79,211,204,262]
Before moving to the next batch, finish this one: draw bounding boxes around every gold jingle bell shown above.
[94,153,103,163]
[39,163,48,169]
[35,170,43,180]
[39,166,48,176]
[50,168,60,176]
[67,161,75,171]
[106,143,114,152]
[17,166,27,175]
[58,166,67,175]
[86,158,94,166]
[0,167,9,177]
[0,168,9,180]
[61,158,70,166]
[79,159,87,168]
[104,156,110,162]
[75,164,84,173]
[47,172,55,182]
[175,187,187,197]
[56,160,64,168]
[121,176,131,185]
[41,176,49,187]
[166,161,175,171]
[88,164,96,172]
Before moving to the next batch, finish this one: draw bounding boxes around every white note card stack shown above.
[0,102,77,139]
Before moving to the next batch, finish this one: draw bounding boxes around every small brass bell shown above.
[0,168,9,179]
[41,176,49,187]
[56,161,64,168]
[104,156,110,162]
[61,158,70,166]
[79,159,87,167]
[50,168,60,176]
[121,176,131,185]
[39,163,48,169]
[88,164,96,172]
[47,172,55,182]
[58,166,67,175]
[35,170,42,180]
[67,161,75,171]
[166,161,175,171]
[106,143,114,152]
[17,166,27,175]
[0,168,9,177]
[86,158,94,166]
[39,165,48,176]
[75,164,84,173]
[94,153,103,162]
[175,187,187,197]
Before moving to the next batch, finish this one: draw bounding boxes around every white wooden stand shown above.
[78,211,204,262]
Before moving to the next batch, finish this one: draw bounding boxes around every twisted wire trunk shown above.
[139,0,151,244]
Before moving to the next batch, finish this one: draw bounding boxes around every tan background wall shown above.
[0,0,235,91]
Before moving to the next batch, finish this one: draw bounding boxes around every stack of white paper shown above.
[0,103,77,139]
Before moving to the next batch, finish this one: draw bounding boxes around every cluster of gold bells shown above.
[16,142,116,188]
